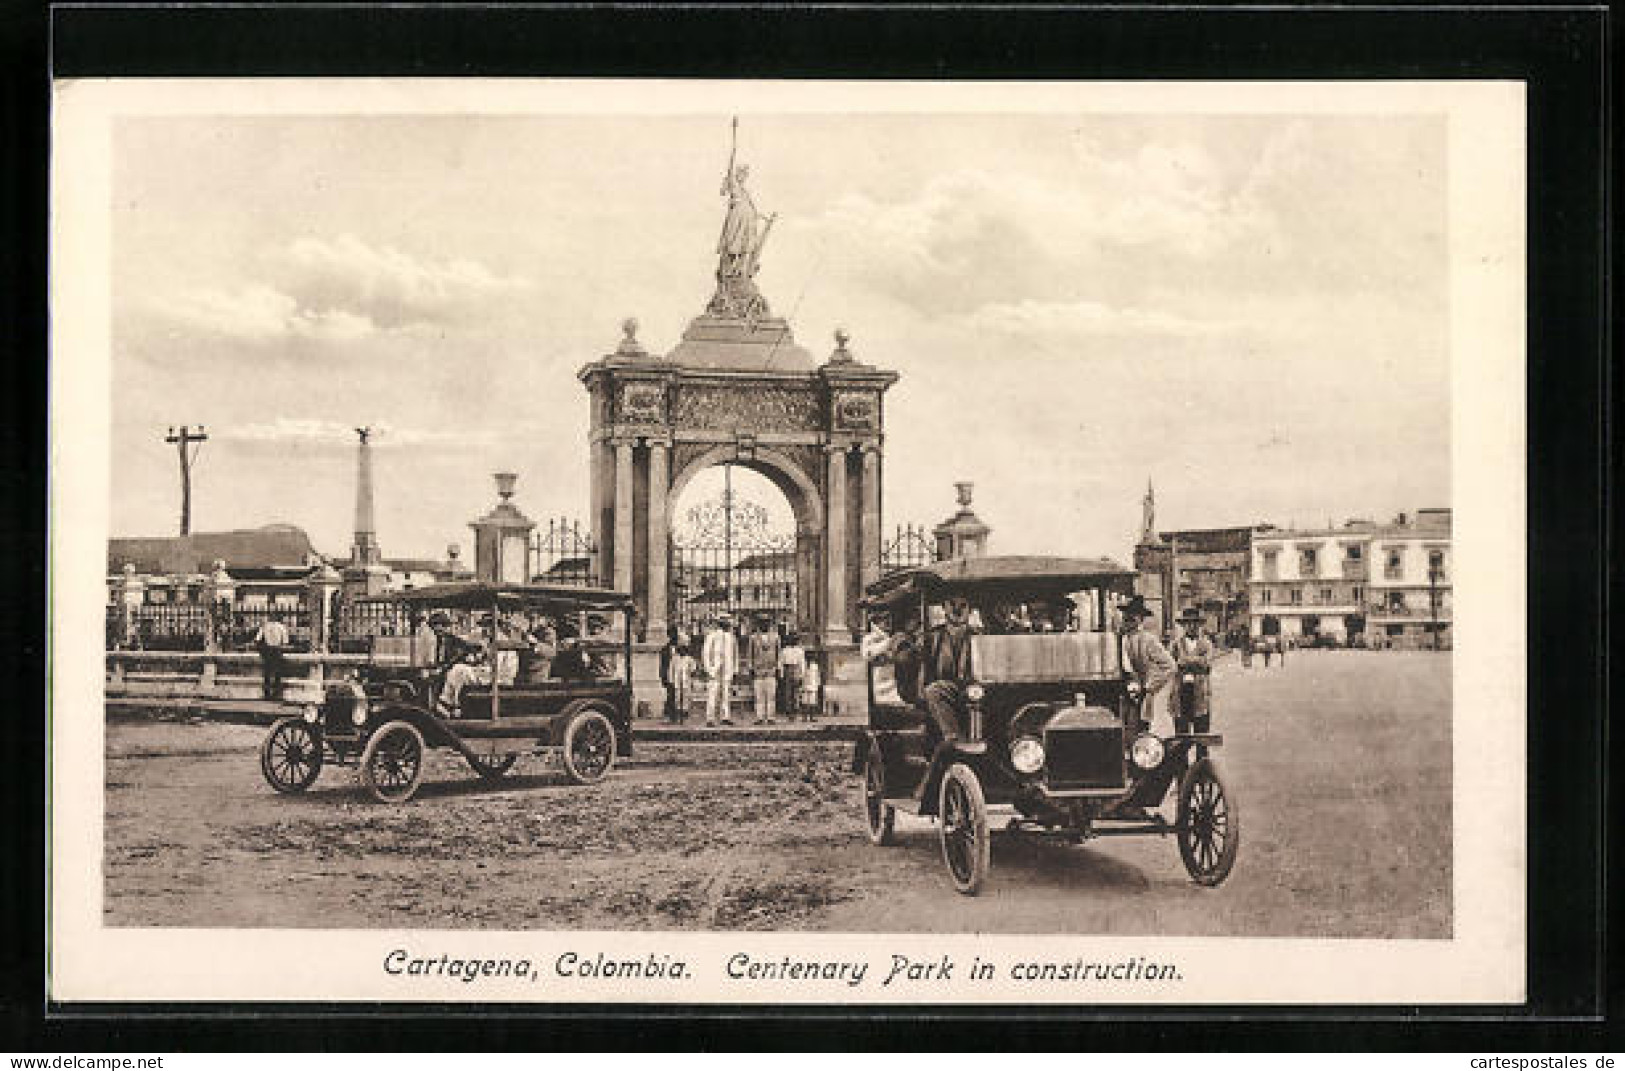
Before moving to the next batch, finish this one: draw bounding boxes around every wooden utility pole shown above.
[164,425,207,535]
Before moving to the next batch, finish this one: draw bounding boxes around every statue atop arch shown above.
[708,118,777,323]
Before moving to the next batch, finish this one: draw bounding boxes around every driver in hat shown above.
[1119,595,1176,733]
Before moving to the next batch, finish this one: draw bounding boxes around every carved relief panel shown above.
[673,383,820,433]
[831,389,879,432]
[616,381,668,425]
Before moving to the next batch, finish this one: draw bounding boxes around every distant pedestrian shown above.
[702,614,739,727]
[779,631,807,720]
[253,612,291,700]
[659,626,685,723]
[800,656,822,719]
[747,615,781,725]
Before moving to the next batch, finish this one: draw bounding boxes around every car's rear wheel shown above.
[938,763,990,895]
[863,740,896,846]
[561,709,616,785]
[259,717,323,794]
[1177,757,1239,886]
[467,750,519,781]
[360,720,425,804]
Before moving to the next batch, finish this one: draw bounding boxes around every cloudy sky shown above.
[110,107,1448,561]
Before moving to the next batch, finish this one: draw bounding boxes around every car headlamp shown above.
[1126,679,1144,697]
[1129,733,1165,770]
[965,682,986,703]
[1008,735,1045,774]
[301,705,319,724]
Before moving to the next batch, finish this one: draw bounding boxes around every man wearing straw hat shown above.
[1169,606,1215,734]
[1119,595,1176,734]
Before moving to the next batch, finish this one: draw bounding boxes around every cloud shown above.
[221,417,504,449]
[272,234,530,330]
[140,235,531,344]
[151,284,376,342]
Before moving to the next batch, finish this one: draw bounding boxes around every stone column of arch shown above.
[613,440,635,598]
[860,442,882,591]
[646,439,670,638]
[824,443,850,645]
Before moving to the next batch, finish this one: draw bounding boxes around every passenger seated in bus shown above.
[519,611,559,682]
[553,615,613,681]
[437,645,492,716]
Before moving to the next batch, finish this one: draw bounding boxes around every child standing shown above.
[799,655,822,721]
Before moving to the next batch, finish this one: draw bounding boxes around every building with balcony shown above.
[1247,508,1451,647]
[1366,508,1452,648]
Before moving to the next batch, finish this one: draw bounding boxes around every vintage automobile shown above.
[854,556,1239,895]
[257,581,635,803]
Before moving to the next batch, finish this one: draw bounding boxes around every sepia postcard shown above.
[50,78,1525,1005]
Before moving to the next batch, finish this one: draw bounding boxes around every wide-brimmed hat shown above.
[1178,607,1205,623]
[1121,595,1154,620]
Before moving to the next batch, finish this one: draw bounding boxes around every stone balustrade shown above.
[104,650,410,705]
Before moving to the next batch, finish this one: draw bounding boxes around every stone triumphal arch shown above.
[578,134,897,645]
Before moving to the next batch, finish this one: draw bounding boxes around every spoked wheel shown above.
[1177,757,1239,886]
[259,717,323,794]
[360,720,426,804]
[938,763,990,895]
[561,709,616,785]
[863,740,896,846]
[467,750,519,782]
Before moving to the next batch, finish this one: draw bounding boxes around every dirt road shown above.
[104,652,1450,936]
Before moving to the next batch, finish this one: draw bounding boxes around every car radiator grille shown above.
[1043,725,1126,791]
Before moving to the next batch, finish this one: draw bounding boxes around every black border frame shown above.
[3,1,1612,1050]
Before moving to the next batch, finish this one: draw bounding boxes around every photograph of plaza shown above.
[74,87,1471,944]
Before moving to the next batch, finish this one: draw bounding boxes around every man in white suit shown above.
[702,614,739,727]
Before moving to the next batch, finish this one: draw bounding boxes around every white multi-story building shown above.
[1365,508,1452,648]
[1248,508,1451,649]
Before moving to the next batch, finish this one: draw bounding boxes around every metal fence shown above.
[329,597,414,654]
[532,517,600,587]
[107,602,313,652]
[881,523,933,575]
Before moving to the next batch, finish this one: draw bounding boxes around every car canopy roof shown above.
[395,580,634,612]
[860,555,1136,609]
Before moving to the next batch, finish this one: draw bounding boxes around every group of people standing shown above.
[658,616,821,726]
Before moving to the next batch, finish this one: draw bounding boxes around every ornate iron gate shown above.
[668,468,798,637]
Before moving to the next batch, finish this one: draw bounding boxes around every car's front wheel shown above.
[938,763,990,895]
[863,739,896,846]
[259,717,323,794]
[561,708,617,785]
[1177,757,1239,886]
[360,720,426,804]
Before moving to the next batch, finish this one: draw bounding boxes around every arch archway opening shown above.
[669,463,809,640]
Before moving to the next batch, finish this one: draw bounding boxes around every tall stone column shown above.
[824,444,849,643]
[588,437,604,583]
[646,440,669,636]
[613,440,635,596]
[860,444,881,590]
